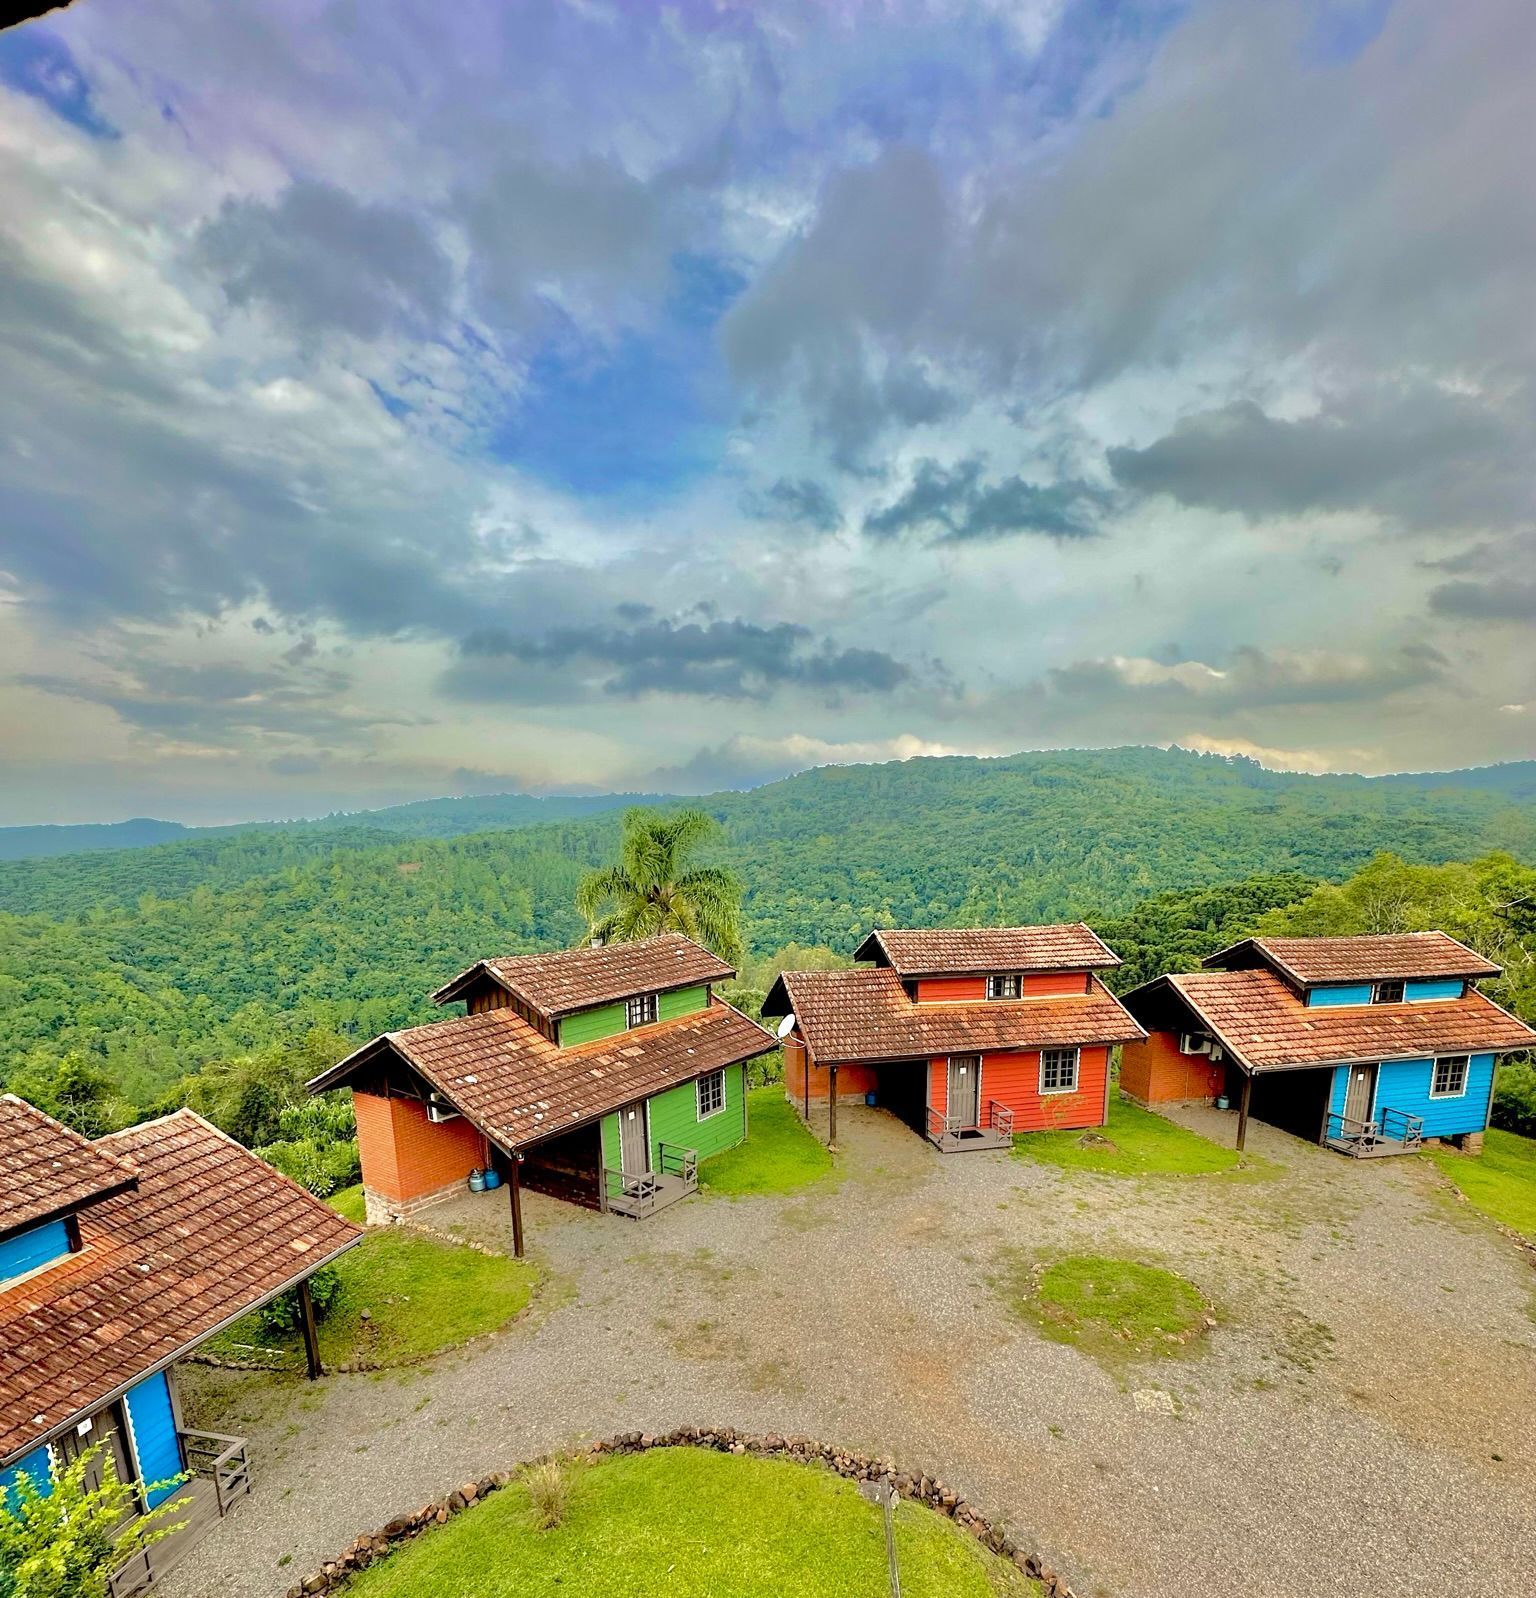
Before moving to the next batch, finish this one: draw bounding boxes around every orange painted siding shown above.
[1022,970,1090,997]
[916,976,987,1003]
[927,1046,1109,1132]
[353,1090,487,1203]
[1119,1030,1224,1104]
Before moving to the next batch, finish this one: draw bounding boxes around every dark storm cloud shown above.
[864,457,1105,543]
[1429,581,1536,621]
[195,180,453,339]
[442,613,911,703]
[1107,389,1532,531]
[749,477,844,533]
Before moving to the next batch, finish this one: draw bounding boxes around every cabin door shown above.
[947,1055,981,1129]
[619,1101,649,1177]
[1343,1063,1377,1126]
[55,1401,136,1499]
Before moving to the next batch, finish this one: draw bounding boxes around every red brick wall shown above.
[353,1091,487,1203]
[1119,1030,1224,1104]
[782,1038,879,1101]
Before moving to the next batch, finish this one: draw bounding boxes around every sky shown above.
[0,0,1532,825]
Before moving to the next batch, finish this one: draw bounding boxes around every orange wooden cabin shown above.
[763,925,1144,1150]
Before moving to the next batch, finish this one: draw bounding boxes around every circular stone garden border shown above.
[283,1425,1079,1598]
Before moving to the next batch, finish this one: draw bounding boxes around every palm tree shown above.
[575,807,745,965]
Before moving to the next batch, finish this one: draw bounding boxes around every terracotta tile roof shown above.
[0,1096,138,1242]
[0,1110,362,1466]
[313,998,776,1151]
[767,967,1144,1065]
[432,932,736,1018]
[1154,967,1536,1072]
[1205,932,1500,985]
[853,924,1121,976]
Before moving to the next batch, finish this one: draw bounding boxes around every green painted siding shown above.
[646,1062,746,1165]
[600,1110,620,1170]
[658,984,709,1022]
[559,984,709,1047]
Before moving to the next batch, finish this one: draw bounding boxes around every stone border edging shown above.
[284,1426,1078,1598]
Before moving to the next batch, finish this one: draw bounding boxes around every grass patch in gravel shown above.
[1000,1253,1211,1364]
[205,1229,539,1368]
[344,1447,1038,1597]
[1429,1129,1536,1240]
[1012,1091,1258,1178]
[699,1088,835,1196]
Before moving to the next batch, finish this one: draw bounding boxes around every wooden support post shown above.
[596,1133,609,1214]
[1235,1070,1253,1152]
[508,1155,525,1258]
[297,1277,322,1381]
[828,1063,838,1152]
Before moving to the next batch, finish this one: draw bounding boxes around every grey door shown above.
[947,1056,980,1128]
[55,1402,136,1498]
[1343,1063,1377,1125]
[618,1101,649,1176]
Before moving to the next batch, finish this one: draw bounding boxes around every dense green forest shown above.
[4,747,1536,1169]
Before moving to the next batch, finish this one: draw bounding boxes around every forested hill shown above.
[4,745,1536,1111]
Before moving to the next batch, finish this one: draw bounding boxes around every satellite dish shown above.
[776,1012,796,1040]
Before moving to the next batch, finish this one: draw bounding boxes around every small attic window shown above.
[986,974,1021,1000]
[1371,980,1405,1005]
[625,992,659,1028]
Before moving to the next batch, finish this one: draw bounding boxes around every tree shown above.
[0,1444,187,1598]
[575,808,744,965]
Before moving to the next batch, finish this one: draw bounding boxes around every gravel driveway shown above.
[162,1102,1536,1598]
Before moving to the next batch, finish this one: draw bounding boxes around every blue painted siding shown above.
[1377,1052,1495,1138]
[1327,1065,1350,1121]
[0,1219,71,1285]
[1308,983,1374,1008]
[125,1373,182,1506]
[1405,978,1464,1003]
[0,1444,53,1505]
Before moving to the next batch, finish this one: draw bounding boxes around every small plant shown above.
[524,1460,568,1531]
[0,1443,188,1598]
[255,1266,344,1337]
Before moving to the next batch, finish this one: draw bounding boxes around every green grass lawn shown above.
[327,1183,366,1223]
[345,1447,1037,1598]
[1429,1129,1536,1240]
[204,1228,539,1368]
[1000,1254,1210,1363]
[1012,1090,1250,1177]
[699,1087,835,1196]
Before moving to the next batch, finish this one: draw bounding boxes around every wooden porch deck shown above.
[924,1100,1016,1154]
[108,1431,251,1596]
[603,1144,700,1218]
[1323,1108,1424,1159]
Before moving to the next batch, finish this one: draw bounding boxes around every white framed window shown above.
[1430,1055,1469,1098]
[625,992,658,1029]
[986,974,1022,1000]
[1039,1047,1080,1094]
[1371,980,1405,1005]
[696,1068,726,1119]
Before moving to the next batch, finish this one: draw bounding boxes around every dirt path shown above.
[164,1105,1536,1598]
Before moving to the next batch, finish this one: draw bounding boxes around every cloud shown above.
[441,613,915,703]
[749,477,843,533]
[1045,645,1448,711]
[195,180,453,340]
[641,731,975,792]
[1107,389,1531,531]
[864,457,1105,543]
[1428,580,1536,621]
[1173,734,1358,776]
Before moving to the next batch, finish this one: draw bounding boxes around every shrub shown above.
[524,1460,567,1531]
[255,1266,344,1337]
[1492,1061,1536,1137]
[0,1443,187,1598]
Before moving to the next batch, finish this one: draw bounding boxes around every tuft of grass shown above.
[1013,1091,1257,1178]
[327,1184,367,1224]
[205,1229,538,1368]
[699,1088,835,1197]
[1000,1253,1210,1363]
[345,1447,1038,1597]
[1429,1129,1536,1240]
[524,1460,568,1530]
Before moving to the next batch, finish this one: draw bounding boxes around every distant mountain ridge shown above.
[4,750,1536,863]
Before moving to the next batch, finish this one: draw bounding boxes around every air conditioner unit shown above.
[1179,1033,1212,1056]
[426,1099,461,1124]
